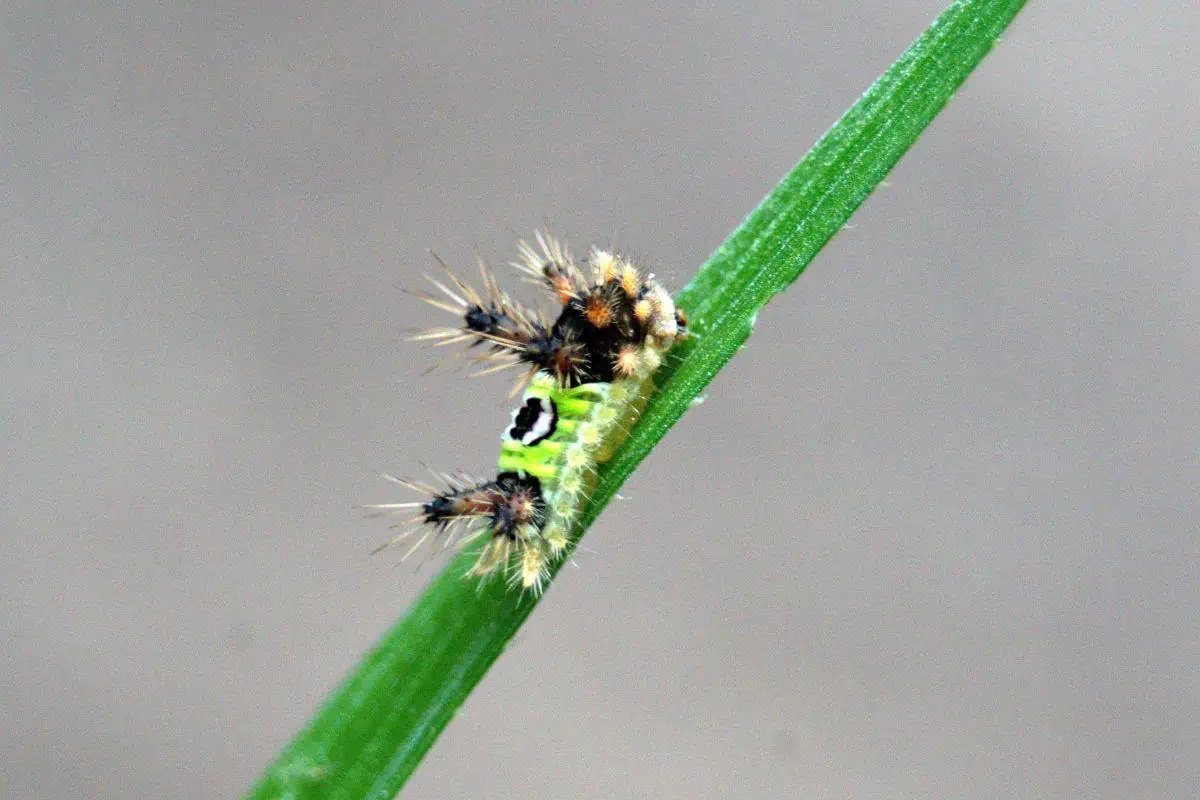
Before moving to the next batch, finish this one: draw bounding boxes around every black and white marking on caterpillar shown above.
[507,396,557,446]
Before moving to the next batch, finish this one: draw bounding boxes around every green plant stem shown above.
[246,1,1027,797]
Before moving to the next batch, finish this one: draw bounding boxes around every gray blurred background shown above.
[3,2,1196,798]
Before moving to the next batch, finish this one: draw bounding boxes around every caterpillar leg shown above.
[411,254,592,391]
[364,471,556,593]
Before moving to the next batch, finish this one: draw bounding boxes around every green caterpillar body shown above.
[496,351,661,584]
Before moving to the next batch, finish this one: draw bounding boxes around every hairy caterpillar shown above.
[365,233,686,594]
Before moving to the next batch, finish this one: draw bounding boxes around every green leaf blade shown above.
[245,1,1027,797]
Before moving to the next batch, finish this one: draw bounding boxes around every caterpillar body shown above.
[366,233,685,594]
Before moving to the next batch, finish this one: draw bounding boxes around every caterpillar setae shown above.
[364,233,687,594]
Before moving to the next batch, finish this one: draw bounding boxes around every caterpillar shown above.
[364,233,686,594]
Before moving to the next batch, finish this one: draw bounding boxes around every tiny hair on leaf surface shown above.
[245,1,1028,798]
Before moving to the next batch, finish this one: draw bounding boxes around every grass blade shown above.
[246,1,1027,797]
